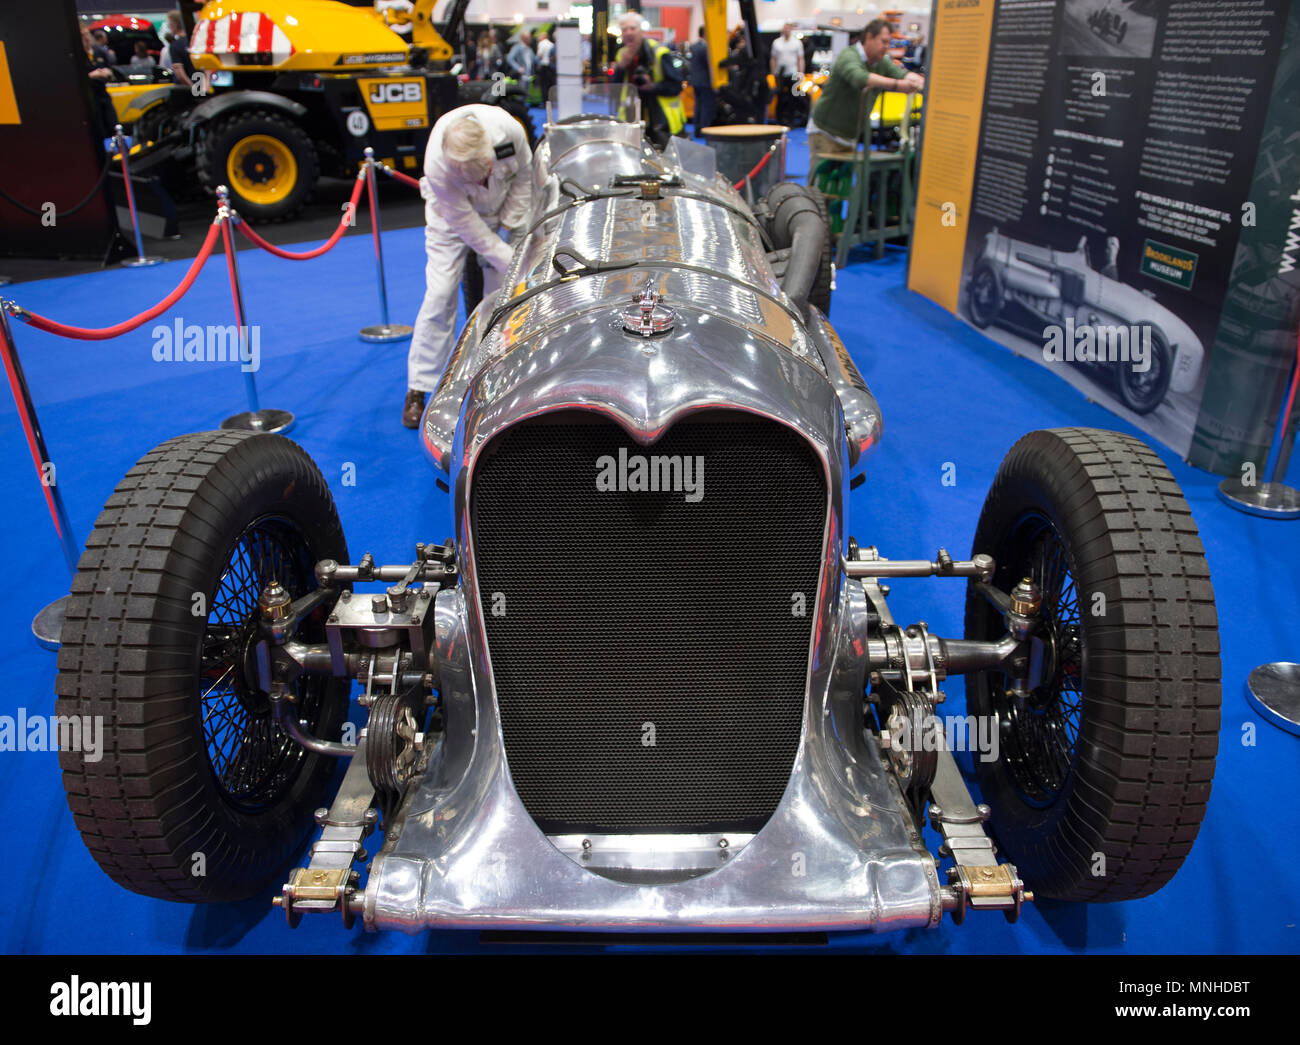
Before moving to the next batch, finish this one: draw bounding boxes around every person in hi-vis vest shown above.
[611,12,687,149]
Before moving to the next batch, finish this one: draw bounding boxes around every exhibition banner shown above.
[909,0,1300,474]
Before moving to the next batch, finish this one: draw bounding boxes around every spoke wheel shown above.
[987,513,1083,807]
[199,516,325,813]
[57,431,349,903]
[964,428,1220,902]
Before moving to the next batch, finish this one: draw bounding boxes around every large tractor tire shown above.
[56,431,350,902]
[197,108,318,223]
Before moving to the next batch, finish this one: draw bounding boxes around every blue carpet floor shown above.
[1,126,1297,955]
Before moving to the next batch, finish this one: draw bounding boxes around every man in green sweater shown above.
[807,19,924,183]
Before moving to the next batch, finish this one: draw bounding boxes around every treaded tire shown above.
[963,428,1220,902]
[1115,328,1174,415]
[55,431,349,903]
[196,108,318,223]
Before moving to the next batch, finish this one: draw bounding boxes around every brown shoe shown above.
[402,389,427,429]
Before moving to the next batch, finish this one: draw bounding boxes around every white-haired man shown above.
[403,105,535,427]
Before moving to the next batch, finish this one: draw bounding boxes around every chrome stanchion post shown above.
[1217,354,1300,728]
[359,148,413,343]
[1217,357,1300,520]
[115,124,164,268]
[1245,662,1300,737]
[0,305,80,650]
[215,187,295,435]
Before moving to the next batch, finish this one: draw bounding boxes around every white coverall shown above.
[407,104,535,393]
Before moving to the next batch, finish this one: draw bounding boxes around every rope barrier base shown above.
[1216,477,1300,520]
[220,408,295,436]
[121,255,164,269]
[32,594,70,651]
[359,322,413,343]
[1246,662,1300,736]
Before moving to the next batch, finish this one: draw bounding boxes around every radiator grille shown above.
[470,415,826,834]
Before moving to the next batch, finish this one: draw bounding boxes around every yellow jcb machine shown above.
[108,0,475,221]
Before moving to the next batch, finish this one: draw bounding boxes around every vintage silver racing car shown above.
[55,116,1221,935]
[966,228,1206,415]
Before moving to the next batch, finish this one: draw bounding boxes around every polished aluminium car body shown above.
[362,121,945,932]
[268,117,1029,934]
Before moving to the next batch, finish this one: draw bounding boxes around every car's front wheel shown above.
[964,428,1220,902]
[1115,327,1174,414]
[56,431,350,902]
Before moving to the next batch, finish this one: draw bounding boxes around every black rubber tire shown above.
[1115,328,1174,415]
[56,431,350,903]
[132,102,174,146]
[963,428,1220,902]
[966,261,1004,329]
[195,108,318,223]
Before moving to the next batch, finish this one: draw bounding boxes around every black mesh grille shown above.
[469,414,826,835]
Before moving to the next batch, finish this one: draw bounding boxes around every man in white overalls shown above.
[403,104,534,427]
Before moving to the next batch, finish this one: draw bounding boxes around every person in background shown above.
[535,29,555,106]
[506,29,535,95]
[688,26,715,138]
[472,31,499,79]
[1101,236,1121,280]
[158,9,195,87]
[612,12,686,149]
[403,106,535,428]
[130,40,156,70]
[463,33,478,77]
[90,29,113,61]
[806,19,923,183]
[911,33,927,73]
[769,22,804,127]
[81,22,120,136]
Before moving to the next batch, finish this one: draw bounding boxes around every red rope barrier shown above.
[221,219,246,329]
[382,165,423,191]
[0,324,63,536]
[11,221,223,340]
[235,173,367,260]
[1280,326,1300,455]
[733,146,776,191]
